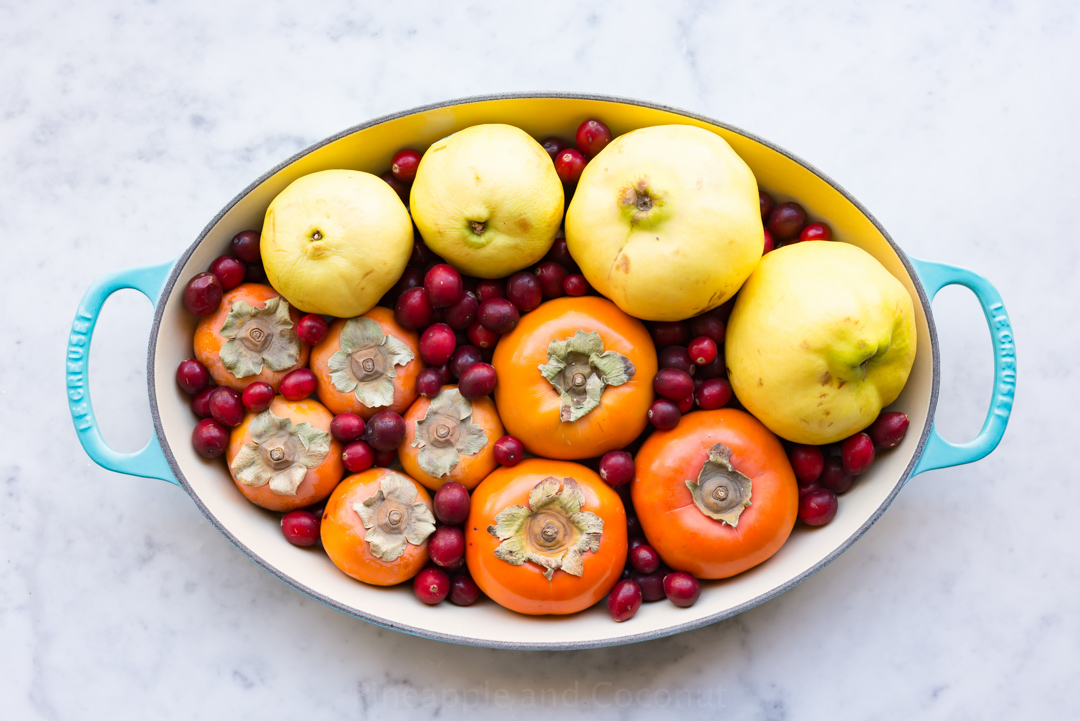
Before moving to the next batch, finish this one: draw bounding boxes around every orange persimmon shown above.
[632,409,799,579]
[466,459,627,615]
[321,468,435,586]
[225,396,343,512]
[194,283,310,391]
[491,296,656,460]
[399,385,504,492]
[309,307,422,419]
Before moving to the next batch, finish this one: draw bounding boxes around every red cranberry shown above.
[449,345,483,379]
[192,418,229,458]
[430,482,469,526]
[663,572,702,607]
[381,267,422,307]
[244,263,268,284]
[629,544,660,574]
[563,274,588,296]
[191,386,215,418]
[478,298,519,334]
[183,273,223,316]
[555,148,587,184]
[841,433,875,475]
[365,411,406,451]
[695,378,732,410]
[476,279,505,302]
[598,450,634,487]
[820,456,854,494]
[677,394,695,413]
[413,567,450,605]
[688,336,717,366]
[295,314,327,345]
[381,171,409,203]
[690,313,725,345]
[535,262,568,299]
[658,346,696,376]
[799,221,832,242]
[281,510,320,547]
[540,137,565,159]
[506,272,542,312]
[650,321,690,347]
[209,256,246,291]
[868,412,910,449]
[493,436,524,467]
[433,362,453,384]
[443,290,478,330]
[420,323,457,366]
[653,369,695,402]
[799,482,820,498]
[768,201,808,240]
[279,369,316,401]
[789,445,825,486]
[409,239,436,268]
[231,230,262,263]
[429,526,465,568]
[416,368,445,397]
[343,441,374,470]
[759,191,775,223]
[458,363,496,399]
[633,570,667,602]
[209,386,244,427]
[391,148,422,183]
[799,488,838,526]
[241,382,274,413]
[424,264,463,309]
[648,399,681,430]
[448,574,481,606]
[330,413,366,443]
[176,359,210,395]
[466,321,499,350]
[373,448,397,467]
[607,579,642,622]
[763,229,775,254]
[543,235,578,272]
[576,119,612,158]
[394,287,433,330]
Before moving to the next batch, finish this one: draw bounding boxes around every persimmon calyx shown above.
[538,330,635,422]
[229,408,331,496]
[218,297,301,378]
[412,388,488,478]
[686,443,752,527]
[328,317,414,408]
[488,477,603,580]
[353,472,435,562]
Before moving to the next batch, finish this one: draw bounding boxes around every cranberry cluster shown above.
[759,190,833,255]
[413,482,482,606]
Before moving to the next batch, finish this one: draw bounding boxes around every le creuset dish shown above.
[67,94,1015,649]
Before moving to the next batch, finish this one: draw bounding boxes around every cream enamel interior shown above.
[150,96,935,649]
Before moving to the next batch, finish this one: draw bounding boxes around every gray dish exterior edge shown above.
[145,92,942,651]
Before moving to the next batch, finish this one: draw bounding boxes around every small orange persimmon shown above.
[632,409,799,579]
[321,468,435,586]
[466,459,627,615]
[491,297,656,459]
[309,307,422,419]
[399,386,504,492]
[225,396,343,512]
[194,283,310,391]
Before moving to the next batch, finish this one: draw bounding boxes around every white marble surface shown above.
[2,0,1075,718]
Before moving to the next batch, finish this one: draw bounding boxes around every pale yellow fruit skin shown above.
[726,242,917,445]
[409,124,564,279]
[565,125,763,321]
[261,170,413,317]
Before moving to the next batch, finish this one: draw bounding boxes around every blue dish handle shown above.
[910,258,1015,475]
[67,261,179,485]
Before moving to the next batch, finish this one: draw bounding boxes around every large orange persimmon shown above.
[466,459,627,615]
[321,468,435,586]
[632,409,799,579]
[194,283,310,391]
[309,307,422,419]
[225,396,343,512]
[491,296,656,459]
